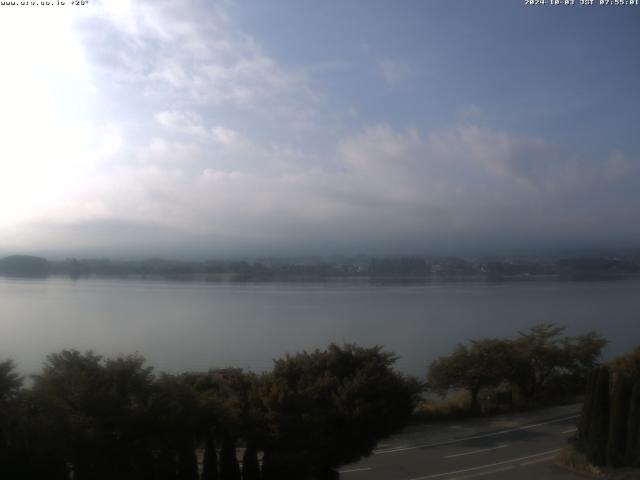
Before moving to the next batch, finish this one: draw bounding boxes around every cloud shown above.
[2,1,638,257]
[154,111,208,137]
[77,0,318,121]
[153,111,252,152]
[7,121,639,256]
[210,126,246,150]
[377,59,412,85]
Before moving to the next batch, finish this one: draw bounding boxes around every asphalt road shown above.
[340,412,588,480]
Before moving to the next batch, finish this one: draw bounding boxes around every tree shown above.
[0,359,22,401]
[0,359,30,479]
[182,370,265,480]
[626,382,640,467]
[576,369,598,451]
[611,346,640,379]
[586,366,610,466]
[606,374,631,467]
[31,350,157,480]
[219,431,241,480]
[201,431,219,480]
[241,443,260,480]
[261,344,422,479]
[511,324,568,398]
[510,324,606,398]
[562,331,608,385]
[427,339,516,410]
[150,374,203,480]
[176,441,199,480]
[610,346,640,467]
[576,346,640,468]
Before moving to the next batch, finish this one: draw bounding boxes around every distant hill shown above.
[0,255,49,276]
[1,254,639,280]
[555,257,640,276]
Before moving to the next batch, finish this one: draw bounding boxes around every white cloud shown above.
[154,111,208,137]
[210,126,244,149]
[1,1,637,255]
[79,0,318,119]
[9,122,638,255]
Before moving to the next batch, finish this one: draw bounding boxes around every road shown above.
[340,407,588,480]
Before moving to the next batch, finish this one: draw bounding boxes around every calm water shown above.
[1,276,639,376]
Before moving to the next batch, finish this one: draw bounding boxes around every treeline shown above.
[0,344,421,480]
[574,347,640,468]
[2,254,640,280]
[426,324,608,411]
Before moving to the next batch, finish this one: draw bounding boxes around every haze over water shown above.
[2,276,638,376]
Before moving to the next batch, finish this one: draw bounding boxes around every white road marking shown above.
[520,455,557,466]
[338,467,372,474]
[448,465,514,480]
[444,444,509,459]
[562,428,577,434]
[407,448,562,480]
[375,415,579,454]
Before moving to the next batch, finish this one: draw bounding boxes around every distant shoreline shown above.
[2,254,640,283]
[3,271,640,285]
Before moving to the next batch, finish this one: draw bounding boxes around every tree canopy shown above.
[427,324,607,406]
[260,344,422,478]
[610,346,640,379]
[0,344,421,480]
[428,339,516,409]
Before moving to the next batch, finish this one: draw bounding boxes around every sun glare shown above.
[0,6,96,226]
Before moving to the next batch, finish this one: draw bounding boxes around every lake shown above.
[1,276,639,377]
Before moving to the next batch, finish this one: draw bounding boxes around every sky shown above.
[0,0,639,259]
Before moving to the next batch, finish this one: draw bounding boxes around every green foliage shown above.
[261,343,422,476]
[611,346,640,379]
[241,443,260,480]
[625,382,640,467]
[607,374,631,467]
[427,324,607,407]
[156,446,178,480]
[2,344,421,479]
[201,431,219,480]
[0,359,22,401]
[577,369,597,451]
[586,366,610,466]
[577,346,640,470]
[31,350,157,480]
[512,324,607,398]
[176,440,199,480]
[427,339,516,409]
[219,431,241,480]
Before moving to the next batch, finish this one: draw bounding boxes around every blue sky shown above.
[0,0,638,257]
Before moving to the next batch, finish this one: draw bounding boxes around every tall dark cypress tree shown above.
[260,450,295,480]
[577,369,597,450]
[156,446,178,480]
[128,446,155,480]
[587,366,610,466]
[606,374,631,467]
[625,381,640,467]
[202,431,219,480]
[241,442,260,480]
[219,432,241,480]
[259,450,275,480]
[176,440,199,480]
[634,420,640,468]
